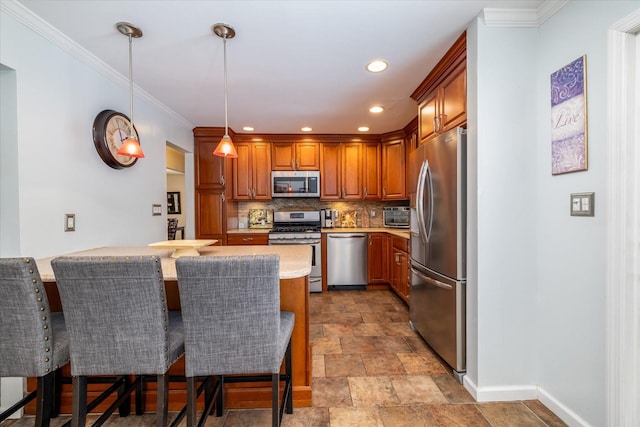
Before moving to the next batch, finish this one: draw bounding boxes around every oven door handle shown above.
[269,240,321,245]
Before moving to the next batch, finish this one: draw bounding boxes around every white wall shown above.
[533,2,638,426]
[0,6,194,259]
[466,21,539,397]
[467,1,640,426]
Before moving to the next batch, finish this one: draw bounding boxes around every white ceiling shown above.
[16,0,544,135]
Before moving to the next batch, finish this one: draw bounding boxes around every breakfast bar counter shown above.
[31,244,313,414]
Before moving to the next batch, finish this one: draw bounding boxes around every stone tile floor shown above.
[2,289,566,426]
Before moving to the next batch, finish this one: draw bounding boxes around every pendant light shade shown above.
[212,23,238,158]
[116,22,145,159]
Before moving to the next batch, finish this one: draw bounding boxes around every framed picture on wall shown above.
[167,192,181,214]
[550,55,588,175]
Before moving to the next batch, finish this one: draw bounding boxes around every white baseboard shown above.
[0,377,25,419]
[538,387,592,427]
[463,377,592,427]
[463,375,537,401]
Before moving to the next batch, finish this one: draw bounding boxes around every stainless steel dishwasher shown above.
[327,233,368,289]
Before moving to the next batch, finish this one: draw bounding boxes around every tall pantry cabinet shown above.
[193,127,230,245]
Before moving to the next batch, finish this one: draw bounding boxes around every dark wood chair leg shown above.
[285,339,293,414]
[272,373,279,427]
[216,376,224,417]
[53,369,63,418]
[35,371,55,427]
[71,376,87,427]
[156,374,168,427]
[186,377,197,427]
[135,375,146,415]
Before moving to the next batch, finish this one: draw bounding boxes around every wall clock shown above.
[92,109,140,169]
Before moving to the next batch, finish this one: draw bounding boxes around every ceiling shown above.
[17,0,544,135]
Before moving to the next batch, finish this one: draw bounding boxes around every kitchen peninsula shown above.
[33,244,313,414]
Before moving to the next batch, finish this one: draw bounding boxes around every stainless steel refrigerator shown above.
[409,126,466,380]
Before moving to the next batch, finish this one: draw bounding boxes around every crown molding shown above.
[1,0,193,129]
[482,0,569,28]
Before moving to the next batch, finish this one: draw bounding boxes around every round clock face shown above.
[92,109,140,169]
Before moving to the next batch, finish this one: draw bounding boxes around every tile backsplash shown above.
[233,199,409,228]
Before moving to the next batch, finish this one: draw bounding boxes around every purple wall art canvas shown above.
[550,55,588,175]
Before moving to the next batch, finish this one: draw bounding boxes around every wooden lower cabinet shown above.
[389,236,410,303]
[367,233,389,284]
[227,233,269,245]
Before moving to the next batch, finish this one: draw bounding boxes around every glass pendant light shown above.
[116,22,145,158]
[212,23,238,158]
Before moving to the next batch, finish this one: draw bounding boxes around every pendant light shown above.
[212,23,238,158]
[116,22,145,158]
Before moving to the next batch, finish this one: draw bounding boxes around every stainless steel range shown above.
[269,210,322,292]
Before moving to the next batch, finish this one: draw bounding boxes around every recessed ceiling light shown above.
[369,106,384,113]
[358,127,370,132]
[242,126,254,131]
[366,60,388,73]
[301,126,312,132]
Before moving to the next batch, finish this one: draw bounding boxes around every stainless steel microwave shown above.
[271,171,320,198]
[383,206,410,228]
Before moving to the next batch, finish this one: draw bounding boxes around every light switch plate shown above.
[570,192,594,217]
[64,214,75,231]
[152,204,162,216]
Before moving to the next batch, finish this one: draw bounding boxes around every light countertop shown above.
[36,245,312,282]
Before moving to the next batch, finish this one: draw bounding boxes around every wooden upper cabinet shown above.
[362,143,381,200]
[341,142,363,200]
[382,138,406,200]
[412,31,466,145]
[195,138,226,189]
[232,141,271,200]
[320,142,363,200]
[271,141,319,170]
[440,60,466,134]
[319,143,341,199]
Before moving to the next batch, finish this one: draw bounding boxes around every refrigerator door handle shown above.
[416,160,428,243]
[425,162,434,241]
[411,267,453,290]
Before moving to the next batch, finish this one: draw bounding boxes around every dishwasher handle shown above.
[328,234,367,238]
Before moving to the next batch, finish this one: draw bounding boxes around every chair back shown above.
[176,255,281,376]
[51,256,173,376]
[168,218,179,240]
[0,257,69,377]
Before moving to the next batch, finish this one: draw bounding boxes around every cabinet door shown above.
[363,143,381,200]
[232,142,252,200]
[440,61,466,133]
[368,233,388,283]
[195,190,225,243]
[382,139,406,200]
[341,142,363,200]
[320,143,341,200]
[195,139,226,189]
[295,141,320,170]
[252,142,272,199]
[418,90,438,145]
[271,142,295,170]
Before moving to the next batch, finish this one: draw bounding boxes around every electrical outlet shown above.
[152,204,162,216]
[64,214,75,231]
[371,210,376,217]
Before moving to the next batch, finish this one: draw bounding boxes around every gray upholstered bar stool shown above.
[0,257,70,427]
[176,254,294,427]
[51,256,185,427]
